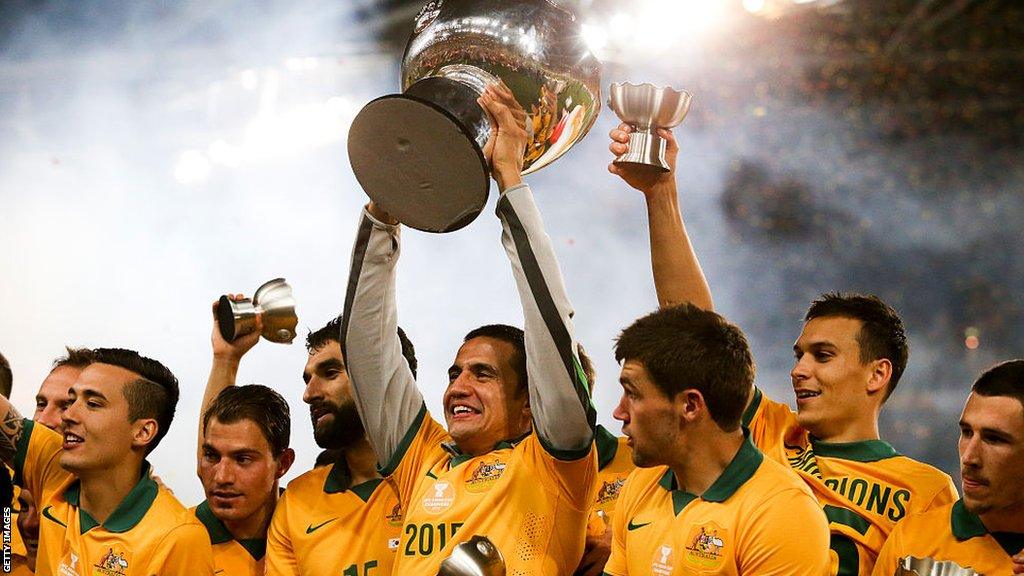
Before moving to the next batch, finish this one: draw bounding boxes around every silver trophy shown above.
[608,82,692,172]
[894,556,981,576]
[348,0,602,233]
[217,278,298,344]
[437,536,505,576]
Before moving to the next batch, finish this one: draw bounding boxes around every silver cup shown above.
[437,536,505,576]
[348,0,602,233]
[217,278,298,344]
[608,82,693,172]
[894,556,981,576]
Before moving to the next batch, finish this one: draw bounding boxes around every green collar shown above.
[595,425,619,471]
[741,388,763,428]
[443,431,529,469]
[194,501,266,560]
[809,437,899,462]
[658,431,764,515]
[324,460,382,502]
[65,462,159,534]
[950,499,989,540]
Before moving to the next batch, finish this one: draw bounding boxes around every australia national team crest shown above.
[93,548,131,576]
[684,523,728,570]
[465,458,507,493]
[422,479,456,514]
[596,477,626,506]
[386,501,404,527]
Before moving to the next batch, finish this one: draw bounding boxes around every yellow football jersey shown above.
[871,499,1021,576]
[384,408,597,576]
[743,388,958,576]
[604,434,831,575]
[588,425,634,537]
[192,501,265,576]
[13,419,215,576]
[266,461,403,576]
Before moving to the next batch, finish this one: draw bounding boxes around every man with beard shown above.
[264,316,416,576]
[873,360,1024,575]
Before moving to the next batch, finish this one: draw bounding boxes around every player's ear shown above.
[276,448,296,479]
[674,389,705,424]
[866,358,892,397]
[132,418,159,450]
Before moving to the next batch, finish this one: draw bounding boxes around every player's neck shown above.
[812,414,880,443]
[78,460,144,525]
[224,484,279,540]
[669,428,745,496]
[980,503,1024,534]
[344,436,380,486]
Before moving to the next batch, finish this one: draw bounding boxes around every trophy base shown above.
[613,130,670,172]
[348,89,490,233]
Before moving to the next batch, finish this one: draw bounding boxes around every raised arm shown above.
[339,201,424,469]
[608,124,713,311]
[483,83,595,454]
[197,295,262,455]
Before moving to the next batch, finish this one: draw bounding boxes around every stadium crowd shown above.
[0,83,1022,575]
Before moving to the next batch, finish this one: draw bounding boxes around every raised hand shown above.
[478,81,528,191]
[607,123,678,196]
[211,294,262,363]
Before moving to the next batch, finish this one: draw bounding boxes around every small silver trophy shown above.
[608,82,692,172]
[217,278,297,344]
[437,535,506,576]
[894,556,981,576]
[348,0,602,233]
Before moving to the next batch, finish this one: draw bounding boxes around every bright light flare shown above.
[593,0,734,57]
[174,150,212,184]
[743,0,766,13]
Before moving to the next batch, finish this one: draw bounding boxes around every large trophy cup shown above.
[217,278,298,344]
[348,0,602,233]
[608,82,692,172]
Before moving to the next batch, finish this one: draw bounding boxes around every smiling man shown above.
[872,359,1024,575]
[342,83,597,575]
[0,347,213,576]
[607,125,957,576]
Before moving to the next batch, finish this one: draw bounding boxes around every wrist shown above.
[211,354,243,367]
[494,168,522,192]
[643,179,677,202]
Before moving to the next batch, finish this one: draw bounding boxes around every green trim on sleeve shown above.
[741,387,763,428]
[12,418,34,486]
[594,425,620,471]
[378,403,427,477]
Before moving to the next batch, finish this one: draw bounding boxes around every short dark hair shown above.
[306,316,418,378]
[615,304,755,431]
[464,324,527,396]
[972,360,1024,415]
[52,347,96,370]
[92,348,179,455]
[805,293,908,401]
[0,351,11,399]
[203,385,291,456]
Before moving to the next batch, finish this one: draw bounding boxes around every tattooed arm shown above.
[0,398,25,465]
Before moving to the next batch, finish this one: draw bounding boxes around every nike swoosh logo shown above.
[426,470,438,479]
[627,519,651,531]
[42,506,68,528]
[306,518,338,534]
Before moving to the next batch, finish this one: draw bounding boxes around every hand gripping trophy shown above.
[348,0,602,233]
[217,278,298,344]
[608,82,692,172]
